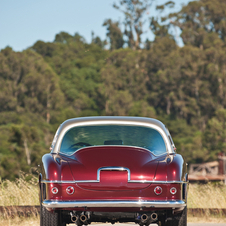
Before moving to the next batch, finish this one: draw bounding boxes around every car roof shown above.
[61,116,167,132]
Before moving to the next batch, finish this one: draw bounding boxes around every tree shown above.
[91,32,107,49]
[203,109,226,160]
[0,113,52,180]
[32,35,109,117]
[101,48,150,115]
[169,0,226,47]
[103,19,124,50]
[32,41,56,57]
[149,1,175,38]
[113,0,154,50]
[0,47,64,123]
[54,31,86,44]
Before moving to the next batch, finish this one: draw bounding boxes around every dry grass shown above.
[0,176,225,208]
[187,183,226,223]
[0,173,225,208]
[0,173,40,225]
[188,182,226,208]
[0,173,39,206]
[0,175,225,224]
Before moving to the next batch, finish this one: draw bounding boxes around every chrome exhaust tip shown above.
[141,214,148,223]
[80,214,87,222]
[151,212,158,221]
[70,212,78,223]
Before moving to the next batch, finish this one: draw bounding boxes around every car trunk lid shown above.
[67,146,158,191]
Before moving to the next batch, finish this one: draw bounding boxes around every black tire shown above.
[160,206,187,226]
[40,184,65,226]
[178,206,187,226]
[40,205,59,226]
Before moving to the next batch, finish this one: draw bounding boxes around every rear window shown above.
[60,125,167,155]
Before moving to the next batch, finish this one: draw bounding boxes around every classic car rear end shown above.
[39,116,188,226]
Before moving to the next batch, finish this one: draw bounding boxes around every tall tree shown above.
[91,32,107,49]
[54,31,86,44]
[0,47,64,123]
[113,0,154,50]
[103,19,124,50]
[169,0,226,48]
[149,1,175,38]
[203,109,226,160]
[100,48,154,117]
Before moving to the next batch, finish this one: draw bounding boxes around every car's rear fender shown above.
[155,154,188,202]
[41,153,74,181]
[155,154,186,182]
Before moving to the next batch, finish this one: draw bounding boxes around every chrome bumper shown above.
[43,200,186,209]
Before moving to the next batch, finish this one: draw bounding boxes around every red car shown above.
[39,116,188,226]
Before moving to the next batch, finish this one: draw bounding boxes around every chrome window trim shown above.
[42,200,186,209]
[54,119,173,155]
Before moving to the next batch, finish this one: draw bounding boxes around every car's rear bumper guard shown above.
[43,200,186,209]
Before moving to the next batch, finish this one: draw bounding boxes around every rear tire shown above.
[40,182,66,226]
[40,205,59,226]
[177,206,187,226]
[160,206,187,226]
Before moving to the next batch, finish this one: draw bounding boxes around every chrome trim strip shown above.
[128,180,188,184]
[41,166,188,184]
[97,166,130,181]
[41,180,188,184]
[43,200,186,209]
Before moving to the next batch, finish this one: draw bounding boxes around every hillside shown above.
[1,0,226,179]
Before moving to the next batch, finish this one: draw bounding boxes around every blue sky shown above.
[0,0,192,52]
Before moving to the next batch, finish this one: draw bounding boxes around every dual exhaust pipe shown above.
[140,213,158,223]
[70,213,78,223]
[80,214,88,223]
[71,212,158,225]
[70,212,90,224]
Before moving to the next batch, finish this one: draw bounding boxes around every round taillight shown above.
[66,186,74,195]
[51,187,58,194]
[154,186,162,195]
[170,187,177,195]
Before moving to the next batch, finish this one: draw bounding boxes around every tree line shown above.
[1,0,226,179]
